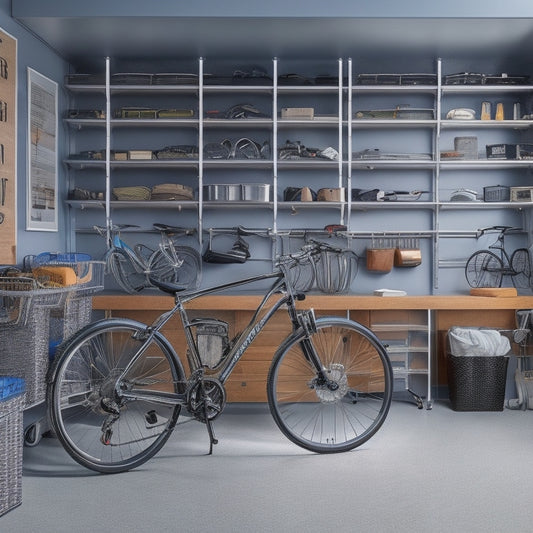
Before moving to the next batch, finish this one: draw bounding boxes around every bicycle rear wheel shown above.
[48,319,185,473]
[465,250,503,288]
[149,246,202,290]
[267,317,392,453]
[108,249,147,293]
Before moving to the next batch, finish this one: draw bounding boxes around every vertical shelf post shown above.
[105,56,111,245]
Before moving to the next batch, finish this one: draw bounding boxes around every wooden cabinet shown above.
[94,293,533,403]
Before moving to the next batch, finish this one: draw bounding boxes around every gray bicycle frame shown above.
[117,268,325,405]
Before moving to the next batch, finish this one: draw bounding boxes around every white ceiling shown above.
[14,15,533,73]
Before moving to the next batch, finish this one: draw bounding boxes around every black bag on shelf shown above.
[202,235,250,264]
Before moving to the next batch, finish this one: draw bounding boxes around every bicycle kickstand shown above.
[203,405,218,455]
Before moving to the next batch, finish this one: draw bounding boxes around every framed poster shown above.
[27,67,58,231]
[0,27,17,262]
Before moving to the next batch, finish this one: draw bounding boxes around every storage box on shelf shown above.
[0,376,25,517]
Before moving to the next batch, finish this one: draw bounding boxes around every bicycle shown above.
[47,239,393,473]
[95,223,202,294]
[465,226,531,289]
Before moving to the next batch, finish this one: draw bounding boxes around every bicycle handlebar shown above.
[276,239,348,269]
[476,226,520,238]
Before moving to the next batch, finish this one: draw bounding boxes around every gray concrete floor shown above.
[2,401,533,532]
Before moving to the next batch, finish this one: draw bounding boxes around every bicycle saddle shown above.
[153,223,195,235]
[148,276,190,295]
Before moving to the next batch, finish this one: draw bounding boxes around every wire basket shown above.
[30,257,105,296]
[285,255,316,292]
[0,305,51,407]
[49,294,94,358]
[0,277,38,326]
[0,278,65,406]
[313,248,358,294]
[0,377,25,516]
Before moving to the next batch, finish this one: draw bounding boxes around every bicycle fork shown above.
[296,310,340,393]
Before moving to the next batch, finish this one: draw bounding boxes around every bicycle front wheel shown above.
[149,246,202,290]
[465,250,503,288]
[267,317,392,453]
[48,319,185,473]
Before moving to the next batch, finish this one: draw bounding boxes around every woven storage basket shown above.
[0,377,25,516]
[447,353,509,411]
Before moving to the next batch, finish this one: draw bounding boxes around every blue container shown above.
[0,377,25,401]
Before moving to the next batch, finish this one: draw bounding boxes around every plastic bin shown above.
[447,327,510,411]
[0,377,25,516]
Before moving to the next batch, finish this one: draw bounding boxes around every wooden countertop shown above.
[93,293,533,311]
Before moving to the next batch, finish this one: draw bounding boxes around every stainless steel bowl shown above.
[203,184,241,201]
[241,183,270,202]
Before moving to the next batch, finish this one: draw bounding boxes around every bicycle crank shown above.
[187,377,226,422]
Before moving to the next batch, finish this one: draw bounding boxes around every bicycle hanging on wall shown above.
[94,223,202,293]
[465,226,532,289]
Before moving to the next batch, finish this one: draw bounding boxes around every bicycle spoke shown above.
[268,318,392,453]
[49,320,185,473]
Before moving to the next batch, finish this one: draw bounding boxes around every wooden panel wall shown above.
[0,28,16,263]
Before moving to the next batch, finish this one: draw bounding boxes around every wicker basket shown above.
[0,377,25,516]
[0,263,103,406]
[49,293,93,358]
[447,353,509,411]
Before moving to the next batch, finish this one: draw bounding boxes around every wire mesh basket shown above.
[49,294,94,358]
[0,304,52,407]
[313,247,358,294]
[0,277,38,326]
[283,252,316,292]
[29,256,105,296]
[0,377,25,516]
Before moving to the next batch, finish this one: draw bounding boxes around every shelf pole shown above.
[273,57,278,236]
[105,56,111,245]
[338,58,344,226]
[198,57,204,246]
[347,58,353,232]
[433,58,442,291]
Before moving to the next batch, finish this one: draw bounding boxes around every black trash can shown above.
[447,327,510,411]
[447,353,509,411]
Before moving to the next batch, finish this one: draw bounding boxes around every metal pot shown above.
[241,183,270,202]
[203,184,241,201]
